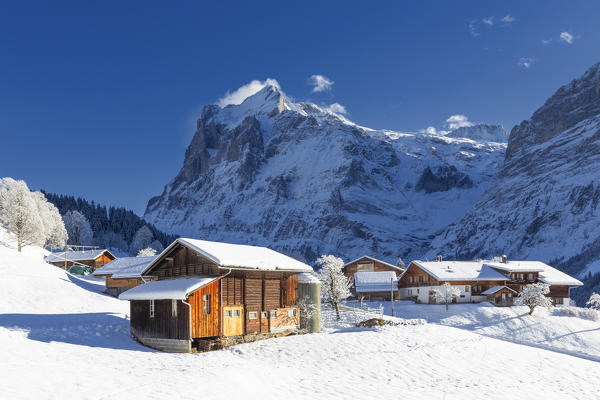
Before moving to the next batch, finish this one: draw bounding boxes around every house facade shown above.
[119,238,313,353]
[398,258,582,306]
[342,255,404,300]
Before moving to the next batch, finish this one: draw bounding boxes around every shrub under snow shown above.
[515,283,554,315]
[587,292,600,310]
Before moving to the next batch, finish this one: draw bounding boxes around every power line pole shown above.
[390,277,395,317]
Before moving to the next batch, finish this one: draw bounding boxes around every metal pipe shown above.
[182,299,192,341]
[219,268,233,337]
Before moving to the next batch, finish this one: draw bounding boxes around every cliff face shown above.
[144,84,506,262]
[428,63,600,287]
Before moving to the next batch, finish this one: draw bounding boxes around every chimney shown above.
[501,254,507,263]
[436,255,443,262]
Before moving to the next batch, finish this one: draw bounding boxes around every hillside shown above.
[1,231,600,399]
[144,83,507,262]
[428,62,600,304]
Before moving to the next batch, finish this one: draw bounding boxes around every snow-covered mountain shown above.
[144,83,506,262]
[428,62,600,288]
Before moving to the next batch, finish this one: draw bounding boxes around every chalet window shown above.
[233,310,241,317]
[171,299,177,317]
[225,310,232,317]
[270,310,277,318]
[409,276,413,283]
[465,285,470,293]
[418,276,423,283]
[149,300,155,318]
[417,289,420,294]
[407,289,412,296]
[288,309,296,317]
[357,263,374,272]
[249,312,258,320]
[203,294,211,315]
[262,311,268,318]
[527,273,533,281]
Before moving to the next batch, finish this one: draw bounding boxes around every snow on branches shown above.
[62,210,93,246]
[136,247,157,257]
[587,292,600,310]
[0,178,67,251]
[433,282,461,311]
[515,283,553,315]
[317,254,351,320]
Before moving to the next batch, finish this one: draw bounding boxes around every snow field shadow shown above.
[0,312,151,351]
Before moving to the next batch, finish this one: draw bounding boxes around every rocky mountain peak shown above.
[506,61,600,160]
[447,124,507,142]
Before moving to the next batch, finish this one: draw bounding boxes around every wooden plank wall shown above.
[130,300,190,340]
[189,279,220,338]
[281,274,298,307]
[222,276,244,305]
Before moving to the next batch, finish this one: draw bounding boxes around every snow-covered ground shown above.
[349,300,600,361]
[1,234,600,399]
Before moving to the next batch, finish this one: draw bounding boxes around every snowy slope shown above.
[2,232,600,399]
[145,84,506,262]
[427,62,600,301]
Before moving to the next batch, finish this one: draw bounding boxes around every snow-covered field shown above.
[1,235,600,399]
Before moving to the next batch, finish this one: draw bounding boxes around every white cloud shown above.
[559,31,575,44]
[500,14,516,23]
[541,38,552,45]
[309,75,334,92]
[518,57,536,69]
[482,17,494,26]
[217,78,280,107]
[325,103,347,115]
[446,114,474,130]
[468,20,480,37]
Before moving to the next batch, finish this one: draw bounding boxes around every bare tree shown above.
[317,255,351,320]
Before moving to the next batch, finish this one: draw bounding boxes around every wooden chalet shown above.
[119,238,313,353]
[92,256,158,297]
[398,257,583,306]
[342,255,404,300]
[353,271,399,301]
[45,249,115,271]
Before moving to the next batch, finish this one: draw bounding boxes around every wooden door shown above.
[260,311,269,333]
[223,305,244,337]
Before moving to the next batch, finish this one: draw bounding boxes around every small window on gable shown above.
[288,309,296,317]
[418,276,423,283]
[225,310,232,317]
[357,263,374,272]
[270,310,277,318]
[234,310,241,317]
[262,311,268,318]
[171,299,177,317]
[203,294,211,315]
[149,300,155,318]
[249,312,258,320]
[465,285,470,293]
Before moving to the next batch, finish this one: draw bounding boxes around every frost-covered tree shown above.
[515,283,553,315]
[136,247,157,257]
[31,191,68,249]
[586,292,600,310]
[397,257,405,269]
[62,210,93,245]
[298,295,318,325]
[1,179,45,252]
[129,225,154,256]
[433,282,461,311]
[317,255,351,320]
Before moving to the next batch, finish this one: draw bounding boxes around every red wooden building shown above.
[119,238,313,352]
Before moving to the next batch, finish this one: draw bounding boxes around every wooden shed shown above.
[45,249,115,271]
[342,255,404,298]
[481,286,516,306]
[92,256,157,297]
[119,238,313,353]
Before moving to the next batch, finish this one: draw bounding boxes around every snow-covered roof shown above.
[410,260,583,287]
[92,256,157,278]
[143,238,313,274]
[119,276,219,300]
[298,272,320,284]
[481,286,517,295]
[410,261,507,282]
[343,255,404,271]
[354,271,398,292]
[45,249,114,263]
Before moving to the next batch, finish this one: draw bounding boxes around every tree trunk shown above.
[528,306,534,315]
[334,300,341,320]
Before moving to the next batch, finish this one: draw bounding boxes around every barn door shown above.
[260,311,269,333]
[223,305,244,336]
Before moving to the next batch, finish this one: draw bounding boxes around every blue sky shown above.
[1,0,599,214]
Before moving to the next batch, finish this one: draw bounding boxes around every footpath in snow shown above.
[1,235,600,399]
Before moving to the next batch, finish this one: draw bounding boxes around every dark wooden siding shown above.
[343,256,403,281]
[189,279,220,338]
[264,279,281,309]
[245,278,262,334]
[148,244,220,278]
[222,276,244,305]
[281,274,298,307]
[130,300,189,340]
